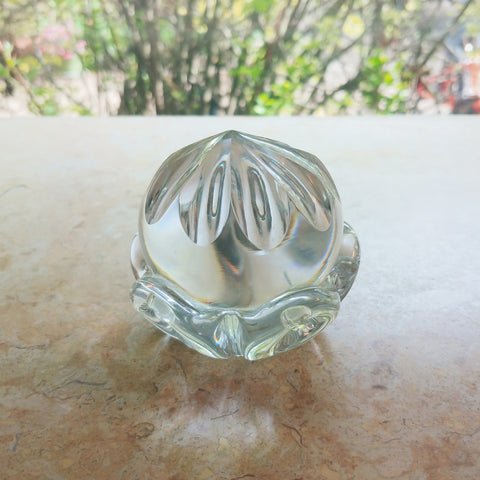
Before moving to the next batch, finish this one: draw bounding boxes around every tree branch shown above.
[414,0,474,73]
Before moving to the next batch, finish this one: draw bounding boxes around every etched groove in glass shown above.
[131,131,360,360]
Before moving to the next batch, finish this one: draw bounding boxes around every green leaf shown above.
[0,64,10,78]
[251,0,274,14]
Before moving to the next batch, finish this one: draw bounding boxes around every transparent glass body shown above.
[131,131,360,360]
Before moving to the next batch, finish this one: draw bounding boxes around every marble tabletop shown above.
[0,117,479,480]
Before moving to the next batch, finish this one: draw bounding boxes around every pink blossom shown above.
[61,50,74,60]
[57,48,73,60]
[76,40,87,53]
[41,24,70,43]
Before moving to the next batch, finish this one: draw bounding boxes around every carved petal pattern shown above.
[145,131,338,249]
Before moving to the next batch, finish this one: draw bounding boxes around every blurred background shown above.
[1,0,479,116]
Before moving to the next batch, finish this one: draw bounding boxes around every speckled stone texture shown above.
[1,117,479,480]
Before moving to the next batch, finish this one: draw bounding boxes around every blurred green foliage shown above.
[0,0,478,115]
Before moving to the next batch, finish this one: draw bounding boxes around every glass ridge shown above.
[131,131,360,360]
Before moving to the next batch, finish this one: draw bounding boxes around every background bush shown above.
[1,0,479,115]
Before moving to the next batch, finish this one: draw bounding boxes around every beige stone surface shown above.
[0,117,479,480]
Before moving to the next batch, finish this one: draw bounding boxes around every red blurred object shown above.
[417,56,480,114]
[473,98,480,113]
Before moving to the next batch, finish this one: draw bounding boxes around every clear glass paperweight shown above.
[130,131,360,360]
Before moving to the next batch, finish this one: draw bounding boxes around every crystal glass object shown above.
[130,131,360,360]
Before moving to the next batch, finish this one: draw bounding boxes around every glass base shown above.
[130,222,359,360]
